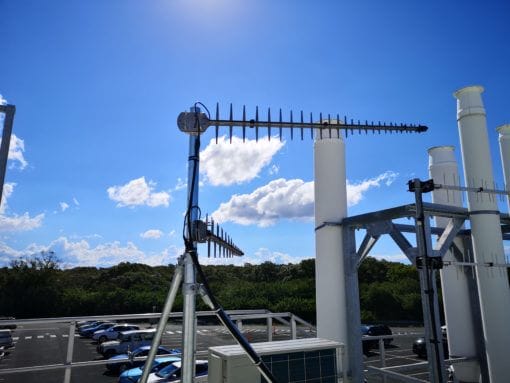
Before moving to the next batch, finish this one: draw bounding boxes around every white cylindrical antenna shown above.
[454,86,510,382]
[314,127,348,367]
[497,124,510,212]
[428,146,480,382]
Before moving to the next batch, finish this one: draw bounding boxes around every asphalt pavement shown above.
[0,323,427,383]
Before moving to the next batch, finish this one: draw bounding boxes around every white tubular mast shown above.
[454,86,510,383]
[428,146,480,382]
[314,129,348,372]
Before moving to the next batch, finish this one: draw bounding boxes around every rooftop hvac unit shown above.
[208,338,343,383]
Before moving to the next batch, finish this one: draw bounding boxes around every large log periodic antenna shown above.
[178,103,428,142]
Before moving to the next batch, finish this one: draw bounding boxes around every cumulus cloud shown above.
[0,237,183,268]
[8,134,28,169]
[200,136,284,186]
[107,177,170,208]
[0,213,44,232]
[347,171,397,206]
[0,94,6,105]
[73,197,80,206]
[140,229,164,239]
[60,202,69,212]
[213,178,313,227]
[0,183,44,232]
[212,171,398,227]
[200,247,309,266]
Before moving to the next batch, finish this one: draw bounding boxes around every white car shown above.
[92,324,139,343]
[146,360,208,382]
[97,329,156,358]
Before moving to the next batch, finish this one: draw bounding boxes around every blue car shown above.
[79,322,115,337]
[106,345,181,374]
[145,360,208,382]
[118,356,181,383]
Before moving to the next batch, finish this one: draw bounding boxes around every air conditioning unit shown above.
[208,338,343,383]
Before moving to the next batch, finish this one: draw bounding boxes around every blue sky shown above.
[0,0,509,268]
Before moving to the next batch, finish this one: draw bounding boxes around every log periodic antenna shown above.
[178,103,428,141]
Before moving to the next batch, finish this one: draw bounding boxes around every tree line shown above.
[0,253,430,324]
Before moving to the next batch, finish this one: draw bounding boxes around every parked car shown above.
[118,356,181,383]
[106,345,181,373]
[93,324,140,343]
[0,330,14,348]
[146,360,208,383]
[98,329,156,358]
[361,324,393,354]
[0,317,16,330]
[412,325,448,358]
[79,322,115,337]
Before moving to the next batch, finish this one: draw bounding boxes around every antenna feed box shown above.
[178,112,210,135]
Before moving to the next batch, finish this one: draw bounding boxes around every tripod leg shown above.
[198,286,277,383]
[139,257,184,383]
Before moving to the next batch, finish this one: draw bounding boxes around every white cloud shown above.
[268,164,279,175]
[60,202,69,212]
[200,136,284,186]
[0,134,28,170]
[213,178,313,227]
[0,183,44,232]
[0,94,6,105]
[199,247,309,266]
[73,197,80,206]
[140,229,164,239]
[0,213,44,232]
[0,183,14,214]
[371,253,411,264]
[347,171,398,206]
[212,171,398,227]
[0,237,183,268]
[174,178,187,191]
[107,177,170,208]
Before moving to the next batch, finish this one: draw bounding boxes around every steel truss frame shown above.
[336,198,510,382]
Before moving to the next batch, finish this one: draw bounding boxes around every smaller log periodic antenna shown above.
[177,103,428,142]
[190,214,243,258]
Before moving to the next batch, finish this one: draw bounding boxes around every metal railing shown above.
[0,310,315,382]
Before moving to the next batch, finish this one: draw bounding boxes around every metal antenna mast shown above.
[141,103,428,383]
[0,104,16,207]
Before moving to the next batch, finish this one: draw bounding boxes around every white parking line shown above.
[25,336,32,340]
[166,331,175,335]
[176,330,182,334]
[12,337,19,341]
[74,334,80,337]
[62,334,68,338]
[37,335,44,339]
[50,335,57,338]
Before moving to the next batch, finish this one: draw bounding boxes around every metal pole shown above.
[266,317,273,342]
[0,105,15,204]
[139,260,184,383]
[182,253,197,383]
[62,322,76,383]
[290,315,297,340]
[181,119,201,383]
[410,179,447,383]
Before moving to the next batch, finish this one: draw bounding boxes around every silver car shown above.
[92,324,139,343]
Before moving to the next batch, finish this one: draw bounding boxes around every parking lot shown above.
[0,322,427,383]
